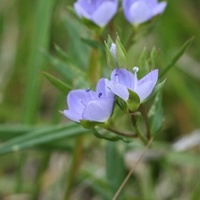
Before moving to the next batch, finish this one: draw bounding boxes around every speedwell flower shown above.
[108,67,158,102]
[64,78,114,123]
[74,0,118,27]
[123,0,167,26]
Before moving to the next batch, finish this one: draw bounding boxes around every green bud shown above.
[127,89,140,112]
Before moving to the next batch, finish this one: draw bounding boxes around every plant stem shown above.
[64,136,84,200]
[106,126,137,138]
[112,136,155,200]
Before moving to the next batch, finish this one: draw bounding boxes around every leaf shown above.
[105,39,116,69]
[151,79,166,97]
[81,38,105,51]
[137,46,149,77]
[127,89,140,111]
[148,92,163,136]
[54,44,77,64]
[93,128,120,142]
[150,46,159,69]
[0,124,39,141]
[106,142,126,196]
[0,123,88,155]
[160,36,194,78]
[116,34,127,68]
[42,71,71,94]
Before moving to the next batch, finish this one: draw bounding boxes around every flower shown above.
[74,0,118,27]
[123,0,167,26]
[108,67,158,102]
[64,78,114,123]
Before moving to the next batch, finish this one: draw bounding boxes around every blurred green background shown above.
[0,0,200,199]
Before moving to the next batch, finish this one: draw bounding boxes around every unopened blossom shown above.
[64,78,114,123]
[74,0,118,27]
[110,42,117,60]
[123,0,167,26]
[108,67,158,102]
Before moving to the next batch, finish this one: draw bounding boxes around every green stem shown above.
[64,136,84,200]
[106,126,137,138]
[135,126,148,145]
[31,153,51,200]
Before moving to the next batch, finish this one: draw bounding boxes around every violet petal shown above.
[153,2,167,16]
[82,98,114,122]
[63,110,81,123]
[92,1,118,27]
[108,81,129,101]
[129,1,152,25]
[96,78,114,99]
[111,68,137,90]
[135,69,158,101]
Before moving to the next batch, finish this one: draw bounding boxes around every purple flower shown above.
[74,0,118,27]
[64,78,114,123]
[108,67,158,102]
[123,0,167,25]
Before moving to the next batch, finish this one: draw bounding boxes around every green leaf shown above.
[160,36,194,78]
[150,79,166,98]
[81,38,105,51]
[105,39,116,69]
[0,124,40,141]
[150,46,159,69]
[127,89,140,111]
[106,142,126,195]
[93,128,121,142]
[137,46,149,77]
[42,71,71,94]
[0,123,88,155]
[80,120,105,129]
[148,92,163,136]
[116,34,127,68]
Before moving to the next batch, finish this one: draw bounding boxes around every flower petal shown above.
[111,68,137,90]
[74,3,91,19]
[67,89,95,114]
[135,69,158,101]
[128,1,152,25]
[63,110,81,123]
[153,2,167,16]
[107,81,129,101]
[82,98,114,122]
[92,1,118,27]
[96,78,114,99]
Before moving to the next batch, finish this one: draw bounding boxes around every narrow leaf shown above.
[106,142,126,196]
[160,36,194,78]
[0,123,88,155]
[42,71,71,94]
[148,92,163,136]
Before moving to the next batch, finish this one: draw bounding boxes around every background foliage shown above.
[0,0,200,199]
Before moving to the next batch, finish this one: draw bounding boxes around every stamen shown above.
[115,73,119,82]
[98,93,102,98]
[85,88,91,92]
[133,67,139,90]
[133,66,139,74]
[79,99,86,106]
